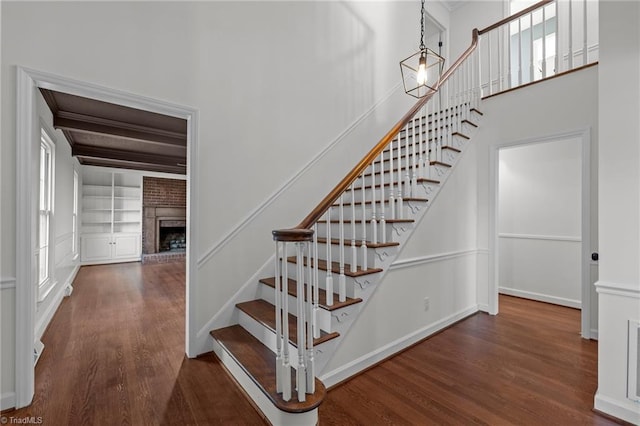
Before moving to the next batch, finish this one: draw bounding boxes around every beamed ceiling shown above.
[40,89,187,175]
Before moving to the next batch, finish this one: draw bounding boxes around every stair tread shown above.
[237,299,340,347]
[351,178,441,192]
[318,218,414,224]
[470,107,483,116]
[210,325,326,413]
[364,163,451,177]
[430,161,452,167]
[316,237,399,249]
[259,277,363,311]
[286,256,383,277]
[331,197,428,207]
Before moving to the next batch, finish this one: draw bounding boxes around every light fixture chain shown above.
[419,0,426,51]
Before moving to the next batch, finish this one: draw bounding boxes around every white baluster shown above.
[417,114,424,179]
[426,100,432,180]
[295,243,306,402]
[403,123,411,199]
[360,170,368,271]
[582,0,588,66]
[542,6,547,79]
[313,223,320,339]
[555,1,559,74]
[325,208,333,306]
[305,239,315,393]
[371,159,378,245]
[411,118,418,198]
[379,151,386,244]
[397,128,404,219]
[389,142,396,220]
[274,241,283,394]
[529,13,534,82]
[350,185,357,273]
[281,242,291,401]
[568,0,573,70]
[338,194,346,303]
[518,19,522,85]
[488,30,493,95]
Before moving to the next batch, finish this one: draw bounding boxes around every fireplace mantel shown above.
[143,206,186,254]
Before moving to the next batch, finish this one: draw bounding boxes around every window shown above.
[38,128,55,299]
[72,169,79,257]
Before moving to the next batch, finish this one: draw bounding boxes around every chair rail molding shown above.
[0,277,16,290]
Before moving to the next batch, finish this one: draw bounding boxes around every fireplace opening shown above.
[159,226,186,252]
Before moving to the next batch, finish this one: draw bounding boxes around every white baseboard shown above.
[594,391,640,425]
[499,287,581,309]
[35,264,79,341]
[319,304,479,388]
[0,392,16,411]
[477,303,490,312]
[590,328,599,340]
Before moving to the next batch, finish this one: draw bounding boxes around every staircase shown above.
[209,34,482,425]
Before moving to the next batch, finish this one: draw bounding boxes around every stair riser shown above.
[358,164,450,188]
[238,309,306,370]
[316,221,406,243]
[257,284,334,333]
[326,202,426,222]
[316,243,399,270]
[341,182,440,203]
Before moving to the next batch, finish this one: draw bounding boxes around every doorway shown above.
[15,67,199,408]
[488,129,594,339]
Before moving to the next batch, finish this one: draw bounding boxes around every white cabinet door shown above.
[113,234,141,260]
[81,234,113,262]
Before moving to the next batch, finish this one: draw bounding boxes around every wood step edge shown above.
[236,299,340,346]
[461,119,478,127]
[429,161,452,167]
[350,179,440,191]
[331,198,428,207]
[317,218,414,224]
[470,108,484,115]
[442,146,461,153]
[286,256,384,278]
[210,325,326,414]
[258,277,363,311]
[316,237,400,249]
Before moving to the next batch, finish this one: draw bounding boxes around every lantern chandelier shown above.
[400,0,445,98]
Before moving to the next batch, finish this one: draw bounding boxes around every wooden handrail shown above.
[478,0,554,35]
[272,29,479,242]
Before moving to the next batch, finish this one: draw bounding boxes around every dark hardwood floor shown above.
[7,262,619,425]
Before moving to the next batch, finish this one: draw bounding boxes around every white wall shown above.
[1,0,450,405]
[595,1,640,423]
[498,138,582,308]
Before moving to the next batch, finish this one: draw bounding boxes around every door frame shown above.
[488,128,593,338]
[15,67,200,408]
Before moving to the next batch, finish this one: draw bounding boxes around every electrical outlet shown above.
[423,297,430,311]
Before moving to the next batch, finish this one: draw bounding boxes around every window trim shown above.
[38,126,56,302]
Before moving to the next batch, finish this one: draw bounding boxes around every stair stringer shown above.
[312,108,484,377]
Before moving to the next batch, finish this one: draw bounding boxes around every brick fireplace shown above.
[142,177,186,263]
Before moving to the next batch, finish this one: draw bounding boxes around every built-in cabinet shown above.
[81,168,142,264]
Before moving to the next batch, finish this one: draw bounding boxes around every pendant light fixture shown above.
[400,0,445,98]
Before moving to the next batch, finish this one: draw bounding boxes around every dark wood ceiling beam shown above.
[78,157,186,175]
[54,112,186,147]
[72,144,185,167]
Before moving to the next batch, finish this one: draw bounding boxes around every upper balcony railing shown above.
[478,0,598,97]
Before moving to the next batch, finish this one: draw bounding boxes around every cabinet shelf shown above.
[81,169,142,264]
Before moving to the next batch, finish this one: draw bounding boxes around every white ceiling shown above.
[439,0,469,12]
